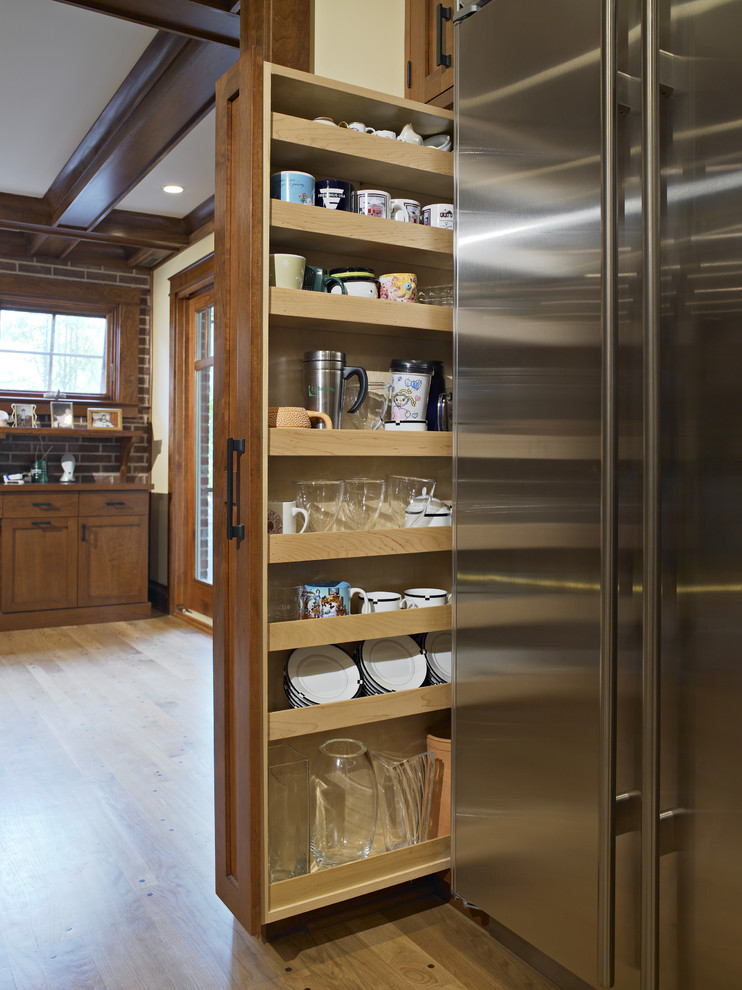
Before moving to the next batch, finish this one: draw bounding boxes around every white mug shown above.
[357,189,390,219]
[403,587,451,608]
[376,129,397,140]
[267,500,309,535]
[422,203,454,229]
[424,504,452,527]
[353,590,405,614]
[391,199,421,223]
[348,121,374,133]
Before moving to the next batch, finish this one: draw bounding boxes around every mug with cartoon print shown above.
[389,359,434,424]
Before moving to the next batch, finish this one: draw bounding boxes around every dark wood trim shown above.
[185,196,215,235]
[148,578,169,614]
[54,41,237,232]
[168,253,215,619]
[241,0,311,70]
[0,275,144,410]
[0,601,151,632]
[52,0,240,46]
[0,216,187,252]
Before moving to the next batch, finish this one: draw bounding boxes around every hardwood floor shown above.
[0,616,556,990]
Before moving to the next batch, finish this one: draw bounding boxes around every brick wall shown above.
[0,257,152,483]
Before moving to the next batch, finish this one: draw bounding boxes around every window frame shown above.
[0,273,142,415]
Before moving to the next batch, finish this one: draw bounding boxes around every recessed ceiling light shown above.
[163,184,184,194]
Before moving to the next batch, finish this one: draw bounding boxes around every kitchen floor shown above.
[0,615,555,990]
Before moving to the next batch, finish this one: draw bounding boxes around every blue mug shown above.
[300,581,366,619]
[270,170,315,205]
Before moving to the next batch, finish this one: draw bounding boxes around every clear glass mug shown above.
[342,379,390,430]
[293,479,345,532]
[386,476,436,529]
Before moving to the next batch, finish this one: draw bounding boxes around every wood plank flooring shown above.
[0,615,556,990]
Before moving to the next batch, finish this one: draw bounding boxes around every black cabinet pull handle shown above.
[32,501,53,508]
[436,4,452,68]
[105,501,126,506]
[32,520,52,526]
[226,437,245,542]
[82,523,87,542]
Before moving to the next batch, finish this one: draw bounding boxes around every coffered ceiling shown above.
[0,0,240,268]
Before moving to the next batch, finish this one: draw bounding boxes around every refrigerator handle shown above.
[597,0,619,983]
[641,0,662,981]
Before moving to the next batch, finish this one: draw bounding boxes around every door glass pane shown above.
[194,305,214,585]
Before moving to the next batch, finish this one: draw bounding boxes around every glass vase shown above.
[310,738,377,869]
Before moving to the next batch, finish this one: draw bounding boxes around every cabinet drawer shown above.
[3,492,78,517]
[79,492,149,516]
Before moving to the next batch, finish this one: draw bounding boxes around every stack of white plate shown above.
[422,630,452,684]
[284,646,362,708]
[356,636,428,694]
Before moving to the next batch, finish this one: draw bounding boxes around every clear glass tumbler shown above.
[310,738,377,868]
[386,475,436,529]
[342,478,386,530]
[371,750,434,851]
[293,479,344,532]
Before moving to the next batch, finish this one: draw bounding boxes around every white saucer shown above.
[423,630,452,682]
[286,646,361,704]
[359,636,427,692]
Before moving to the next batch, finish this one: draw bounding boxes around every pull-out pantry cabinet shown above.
[214,53,453,934]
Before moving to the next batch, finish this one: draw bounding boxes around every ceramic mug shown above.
[269,254,306,290]
[301,581,366,619]
[315,179,355,211]
[391,199,421,223]
[375,129,397,140]
[422,203,454,229]
[410,496,448,528]
[267,500,309,535]
[268,406,333,429]
[302,265,347,294]
[313,115,337,125]
[353,590,406,614]
[270,170,315,205]
[425,504,452,527]
[379,273,418,303]
[347,121,373,132]
[328,268,380,298]
[403,587,451,608]
[357,189,390,219]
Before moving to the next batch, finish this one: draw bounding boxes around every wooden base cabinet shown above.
[214,56,453,935]
[0,485,151,629]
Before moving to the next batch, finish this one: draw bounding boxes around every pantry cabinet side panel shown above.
[213,50,268,936]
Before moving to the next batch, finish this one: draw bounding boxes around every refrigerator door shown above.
[453,0,642,986]
[662,0,742,986]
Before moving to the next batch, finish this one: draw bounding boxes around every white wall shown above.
[313,0,404,97]
[149,234,214,586]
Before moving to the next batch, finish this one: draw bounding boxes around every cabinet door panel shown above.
[1,518,78,612]
[405,0,454,106]
[78,515,148,607]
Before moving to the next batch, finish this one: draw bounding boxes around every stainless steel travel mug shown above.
[302,350,369,428]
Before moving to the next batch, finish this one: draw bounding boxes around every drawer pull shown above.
[105,500,127,507]
[32,502,53,508]
[32,520,52,527]
[82,523,87,542]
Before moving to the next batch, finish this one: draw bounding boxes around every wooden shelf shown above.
[269,682,450,741]
[269,286,451,337]
[269,526,451,563]
[269,604,451,652]
[266,835,451,923]
[0,427,146,482]
[270,200,453,270]
[271,113,453,201]
[269,63,453,138]
[269,428,452,457]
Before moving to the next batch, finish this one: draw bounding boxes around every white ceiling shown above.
[0,0,215,218]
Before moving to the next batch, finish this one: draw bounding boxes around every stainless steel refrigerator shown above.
[452,0,742,988]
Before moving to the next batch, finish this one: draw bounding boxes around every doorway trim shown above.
[168,253,215,622]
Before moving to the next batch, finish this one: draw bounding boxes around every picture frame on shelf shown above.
[87,408,122,430]
[10,403,37,428]
[50,401,74,428]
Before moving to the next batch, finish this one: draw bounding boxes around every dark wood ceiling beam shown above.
[0,217,188,252]
[52,0,239,46]
[51,40,236,231]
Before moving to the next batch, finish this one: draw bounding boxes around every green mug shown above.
[302,265,347,293]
